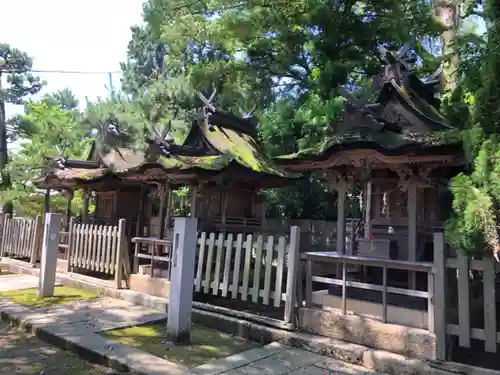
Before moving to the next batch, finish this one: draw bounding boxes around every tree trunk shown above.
[0,73,11,188]
[434,0,460,93]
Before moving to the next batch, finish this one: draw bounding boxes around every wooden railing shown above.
[435,233,500,357]
[132,227,301,325]
[302,251,435,330]
[0,215,42,265]
[67,218,130,288]
[132,237,172,278]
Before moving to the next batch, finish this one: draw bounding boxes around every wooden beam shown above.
[165,185,173,235]
[158,185,167,239]
[190,186,198,217]
[65,196,72,231]
[364,180,372,239]
[44,189,51,215]
[221,190,228,232]
[135,185,148,237]
[82,189,90,224]
[407,177,418,289]
[336,178,347,254]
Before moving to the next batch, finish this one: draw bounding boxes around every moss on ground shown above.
[0,286,101,308]
[102,322,261,368]
[0,322,117,375]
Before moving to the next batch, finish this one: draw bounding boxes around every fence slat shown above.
[263,235,274,305]
[212,233,225,295]
[483,257,497,353]
[104,226,112,273]
[195,232,207,292]
[203,233,216,293]
[241,234,252,301]
[110,226,118,273]
[221,234,233,297]
[457,253,471,348]
[231,234,243,299]
[274,236,285,307]
[252,235,263,303]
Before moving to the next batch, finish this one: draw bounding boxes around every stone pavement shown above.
[0,273,61,291]
[0,321,120,375]
[192,342,385,375]
[0,273,385,375]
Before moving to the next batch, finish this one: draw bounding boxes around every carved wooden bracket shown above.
[396,166,435,191]
[323,170,356,191]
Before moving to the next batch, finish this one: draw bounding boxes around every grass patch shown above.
[102,323,261,368]
[0,286,101,308]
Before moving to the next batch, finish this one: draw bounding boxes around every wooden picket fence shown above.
[0,215,42,265]
[133,227,301,324]
[433,233,500,359]
[67,218,130,288]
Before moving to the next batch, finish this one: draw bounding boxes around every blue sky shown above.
[1,0,145,120]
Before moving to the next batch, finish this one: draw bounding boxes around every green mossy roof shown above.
[390,80,451,130]
[277,126,462,160]
[199,120,292,177]
[277,79,461,160]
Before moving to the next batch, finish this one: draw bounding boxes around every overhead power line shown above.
[31,69,122,75]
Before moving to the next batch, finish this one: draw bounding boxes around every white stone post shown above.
[38,213,62,297]
[167,217,197,343]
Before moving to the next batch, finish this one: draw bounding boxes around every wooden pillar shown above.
[44,188,51,215]
[65,195,73,231]
[136,185,148,237]
[82,189,90,224]
[158,185,167,239]
[260,200,267,232]
[336,178,348,254]
[407,178,418,289]
[364,180,372,239]
[221,190,228,231]
[165,185,173,235]
[190,186,198,217]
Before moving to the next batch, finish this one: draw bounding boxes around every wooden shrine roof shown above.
[274,46,464,171]
[34,102,299,190]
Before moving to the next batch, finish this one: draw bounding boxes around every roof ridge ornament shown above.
[237,104,256,119]
[197,89,217,112]
[197,89,217,132]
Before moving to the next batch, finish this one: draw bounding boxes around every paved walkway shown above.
[0,274,384,375]
[0,321,121,375]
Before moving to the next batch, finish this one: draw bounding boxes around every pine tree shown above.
[0,44,44,189]
[445,0,500,260]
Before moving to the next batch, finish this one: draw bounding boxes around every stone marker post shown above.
[167,217,197,343]
[38,213,62,297]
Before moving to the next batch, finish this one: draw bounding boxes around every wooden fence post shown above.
[0,214,9,258]
[66,217,75,272]
[115,219,127,289]
[284,226,300,326]
[433,232,447,361]
[30,216,42,265]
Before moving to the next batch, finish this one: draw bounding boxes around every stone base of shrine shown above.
[311,290,429,330]
[299,306,435,361]
[129,274,171,299]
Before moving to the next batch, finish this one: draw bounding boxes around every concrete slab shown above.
[0,274,61,291]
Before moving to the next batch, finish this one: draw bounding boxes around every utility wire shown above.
[2,69,121,75]
[31,69,121,75]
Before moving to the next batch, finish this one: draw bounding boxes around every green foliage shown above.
[118,0,443,219]
[0,94,88,217]
[445,0,500,260]
[0,44,44,188]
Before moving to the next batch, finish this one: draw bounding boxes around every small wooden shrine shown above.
[275,43,465,280]
[34,93,297,239]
